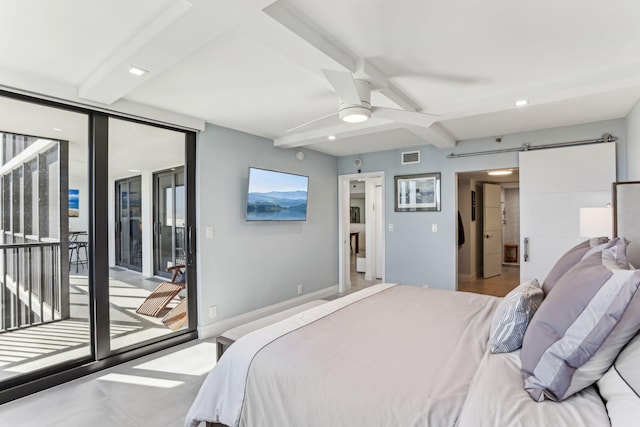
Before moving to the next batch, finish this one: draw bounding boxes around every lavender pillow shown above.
[521,239,640,401]
[541,237,610,295]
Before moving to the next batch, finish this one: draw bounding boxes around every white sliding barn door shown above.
[519,142,616,282]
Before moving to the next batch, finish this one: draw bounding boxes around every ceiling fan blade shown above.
[321,69,361,105]
[371,106,439,128]
[285,111,339,133]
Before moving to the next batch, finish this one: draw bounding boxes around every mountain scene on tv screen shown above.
[247,190,307,220]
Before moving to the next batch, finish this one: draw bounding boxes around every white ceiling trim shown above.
[0,80,205,132]
[78,0,193,104]
[406,123,455,149]
[274,120,402,148]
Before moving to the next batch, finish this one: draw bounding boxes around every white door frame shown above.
[338,172,386,293]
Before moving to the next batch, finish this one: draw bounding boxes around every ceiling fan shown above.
[287,69,439,133]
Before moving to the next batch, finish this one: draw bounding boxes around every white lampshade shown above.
[579,207,612,238]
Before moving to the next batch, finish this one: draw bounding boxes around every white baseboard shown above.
[197,285,339,340]
[457,273,477,283]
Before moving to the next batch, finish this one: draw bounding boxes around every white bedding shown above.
[185,283,398,427]
[457,350,610,427]
[187,284,500,427]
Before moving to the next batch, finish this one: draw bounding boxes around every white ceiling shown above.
[2,0,640,157]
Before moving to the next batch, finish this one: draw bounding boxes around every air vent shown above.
[401,150,420,165]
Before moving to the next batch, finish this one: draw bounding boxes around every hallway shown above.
[457,264,520,297]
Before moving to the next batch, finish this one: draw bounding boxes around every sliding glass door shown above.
[0,93,91,393]
[0,91,197,404]
[108,118,193,353]
[153,168,185,278]
[115,176,142,272]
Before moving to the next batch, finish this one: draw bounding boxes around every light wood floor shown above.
[457,264,520,297]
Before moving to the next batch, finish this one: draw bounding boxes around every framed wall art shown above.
[394,172,441,212]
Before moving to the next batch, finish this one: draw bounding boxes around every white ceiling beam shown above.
[78,0,278,105]
[262,0,357,73]
[79,0,193,104]
[359,59,419,111]
[274,120,402,149]
[436,61,640,121]
[406,123,456,149]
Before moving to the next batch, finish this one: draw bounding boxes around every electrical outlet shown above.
[209,305,217,318]
[206,226,215,239]
[432,224,438,232]
[297,284,303,295]
[388,223,394,232]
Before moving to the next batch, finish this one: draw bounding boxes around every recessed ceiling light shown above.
[327,135,336,140]
[129,66,148,77]
[52,127,62,132]
[488,169,513,176]
[128,169,141,173]
[515,99,528,107]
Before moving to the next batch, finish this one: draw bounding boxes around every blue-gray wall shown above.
[338,119,626,291]
[196,123,338,327]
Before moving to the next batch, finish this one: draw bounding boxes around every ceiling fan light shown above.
[339,105,371,123]
[342,113,369,123]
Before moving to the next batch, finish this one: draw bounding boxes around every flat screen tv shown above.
[245,167,309,221]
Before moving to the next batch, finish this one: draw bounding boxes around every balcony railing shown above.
[0,241,66,332]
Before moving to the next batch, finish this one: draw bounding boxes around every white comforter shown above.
[186,284,398,426]
[186,284,500,427]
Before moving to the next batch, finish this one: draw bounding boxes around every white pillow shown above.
[488,279,543,353]
[597,333,640,427]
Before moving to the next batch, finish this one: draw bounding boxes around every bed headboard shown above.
[613,181,640,268]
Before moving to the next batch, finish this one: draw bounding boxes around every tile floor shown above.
[0,268,184,383]
[1,261,514,426]
[0,339,216,426]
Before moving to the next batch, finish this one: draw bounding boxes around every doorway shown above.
[115,176,142,271]
[153,167,186,278]
[338,172,385,294]
[456,169,520,297]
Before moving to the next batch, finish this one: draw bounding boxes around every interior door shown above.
[519,143,616,282]
[483,183,502,278]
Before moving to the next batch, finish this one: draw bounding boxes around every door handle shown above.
[524,237,530,262]
[484,234,492,239]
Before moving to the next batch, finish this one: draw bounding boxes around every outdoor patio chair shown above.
[135,265,185,317]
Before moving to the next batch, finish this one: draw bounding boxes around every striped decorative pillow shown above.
[521,238,640,401]
[488,279,543,353]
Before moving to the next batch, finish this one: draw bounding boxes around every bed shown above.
[186,237,640,427]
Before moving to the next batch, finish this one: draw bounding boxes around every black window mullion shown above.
[90,113,110,360]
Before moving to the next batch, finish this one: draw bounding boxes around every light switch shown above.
[388,223,394,232]
[432,224,438,232]
[206,226,215,239]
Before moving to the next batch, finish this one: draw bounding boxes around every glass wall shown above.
[0,94,90,384]
[0,93,197,404]
[108,118,189,353]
